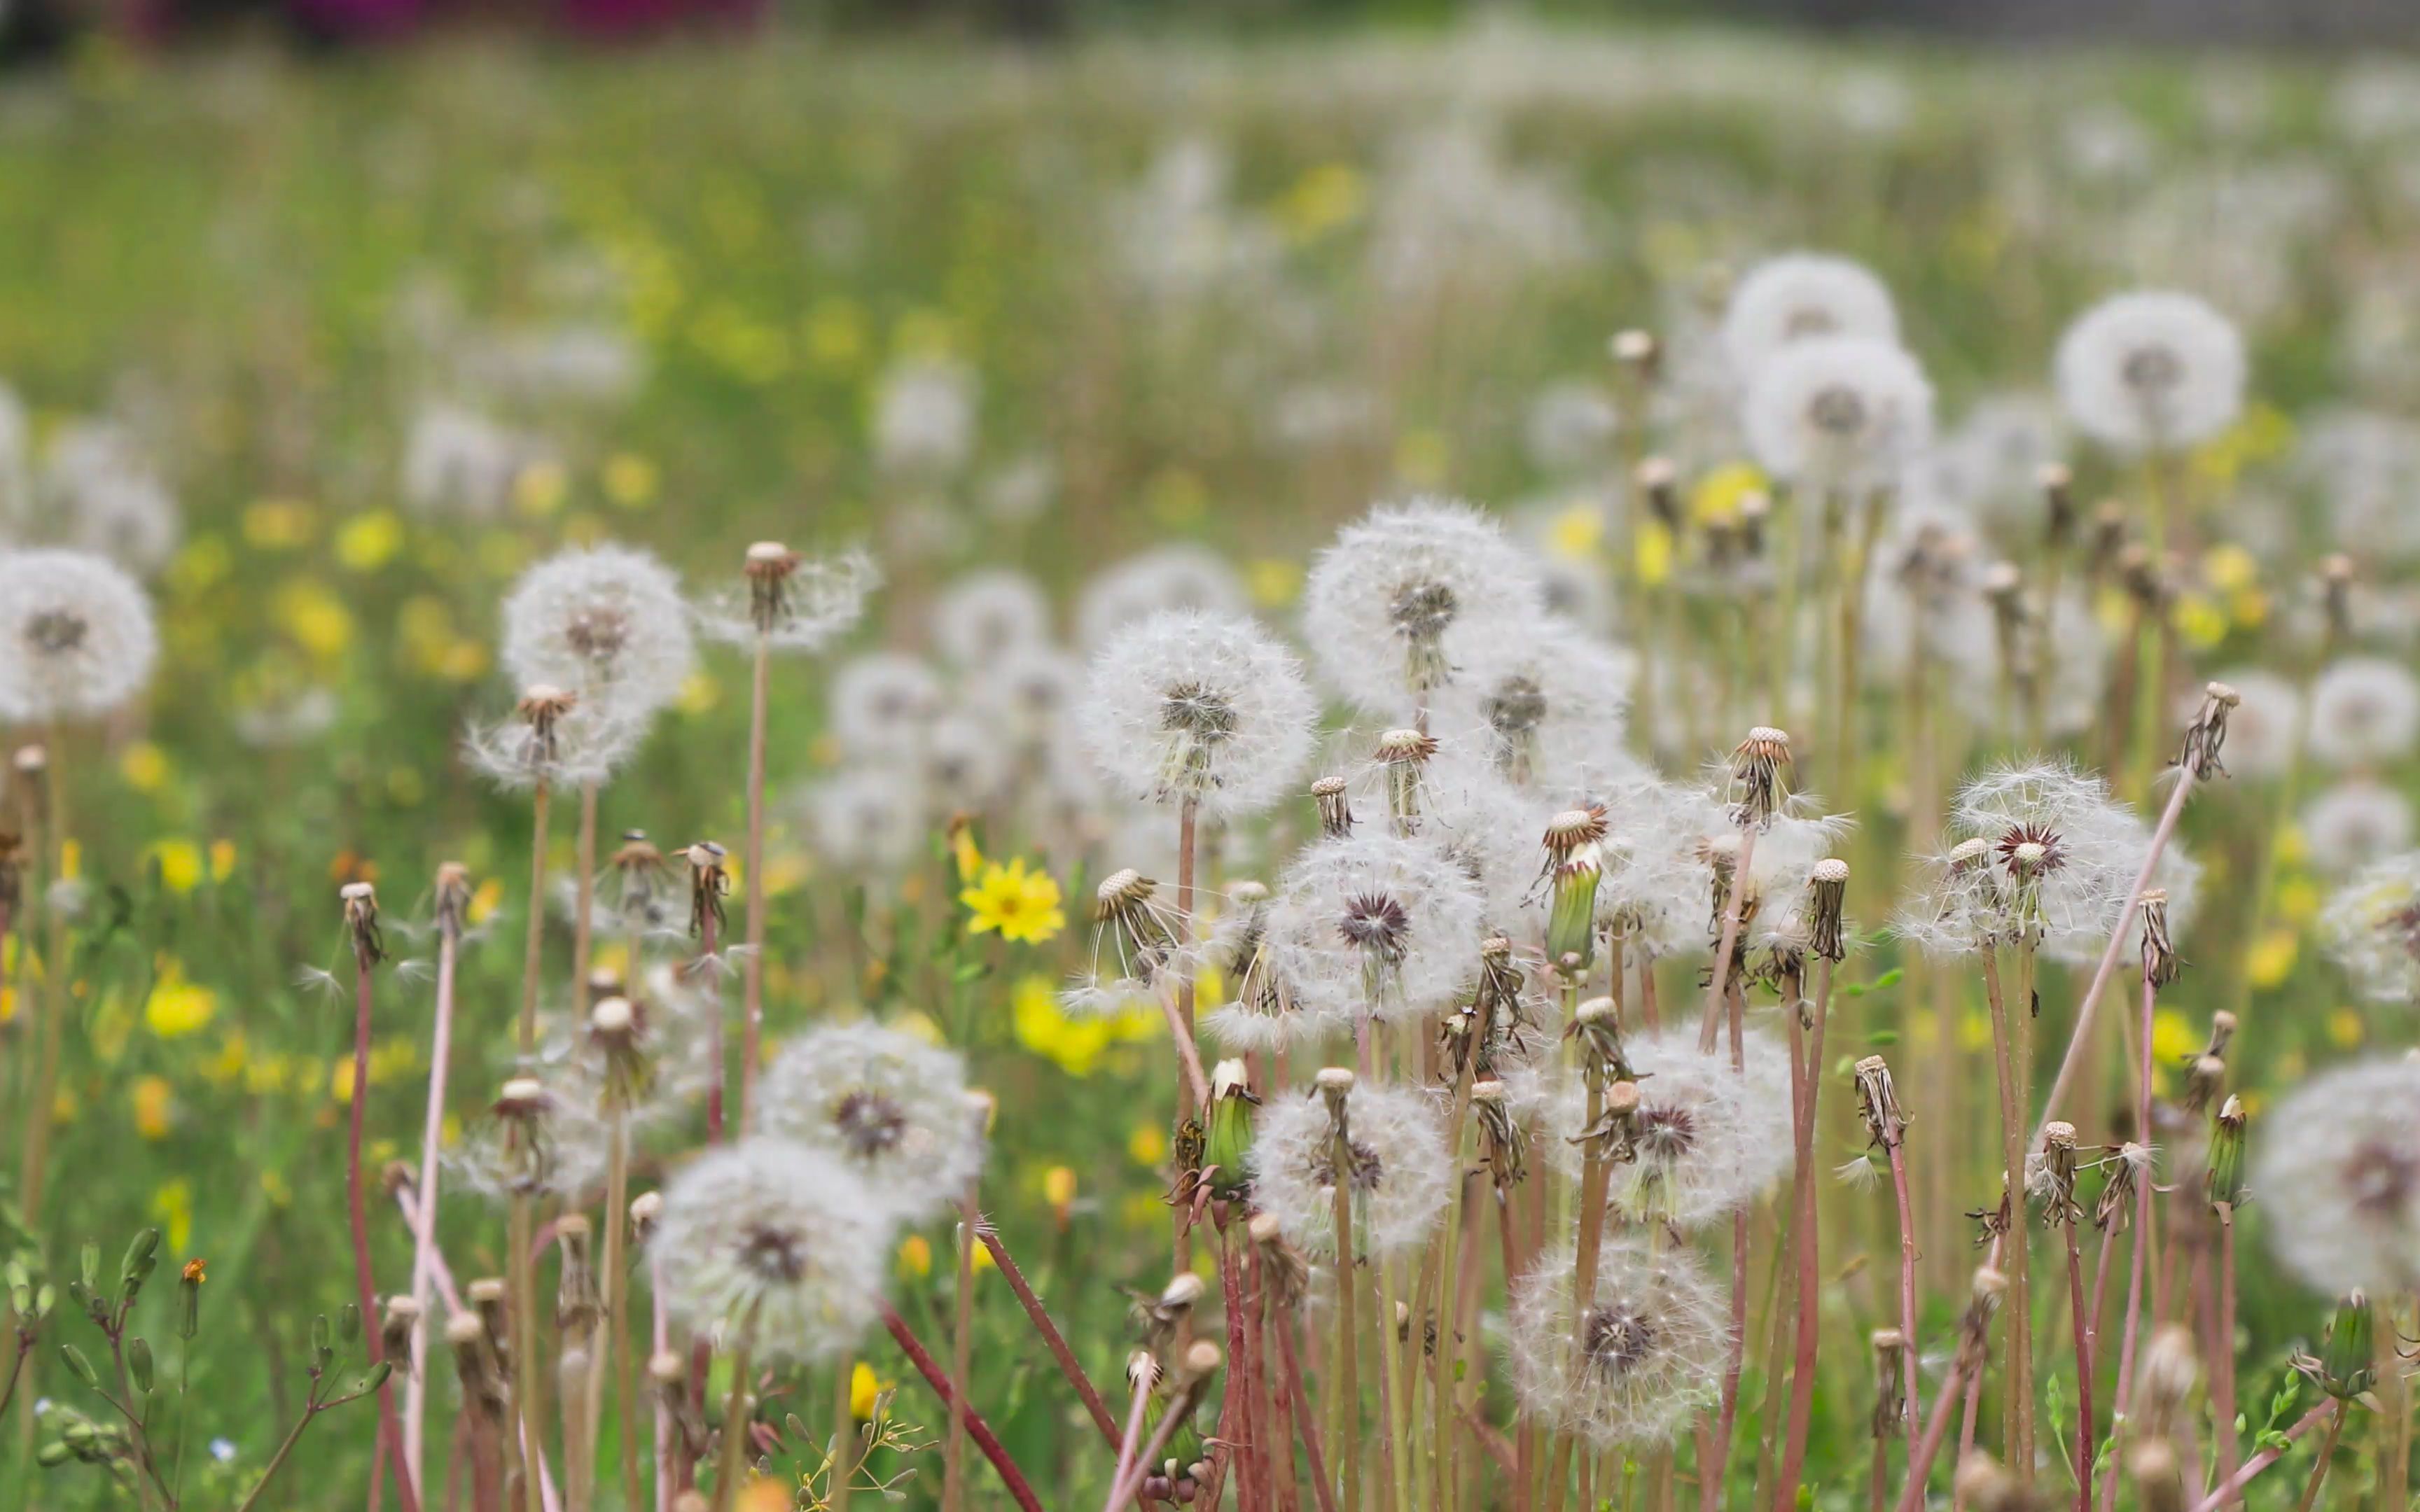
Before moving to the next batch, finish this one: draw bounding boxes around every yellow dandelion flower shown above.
[2150,1009,2199,1067]
[148,839,204,894]
[1043,1166,1078,1212]
[2202,544,2259,594]
[513,460,570,518]
[335,511,404,573]
[1127,1124,1167,1168]
[1013,975,1113,1077]
[961,858,1065,945]
[2277,876,2321,926]
[1634,520,1674,588]
[242,498,317,550]
[896,1234,932,1279]
[2246,930,2298,989]
[145,972,217,1040]
[1247,558,1302,608]
[150,1179,193,1253]
[2328,1009,2365,1049]
[1546,502,1602,561]
[603,453,658,509]
[120,741,170,794]
[849,1361,893,1422]
[1690,461,1767,525]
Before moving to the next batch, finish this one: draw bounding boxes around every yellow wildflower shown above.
[950,821,983,883]
[513,460,570,517]
[145,971,217,1040]
[2150,1009,2198,1067]
[896,1234,932,1279]
[120,741,170,794]
[849,1361,893,1422]
[603,453,658,508]
[1690,461,1767,525]
[151,1180,193,1253]
[961,859,1065,945]
[2277,876,2321,926]
[1128,1124,1167,1168]
[335,511,404,573]
[1546,502,1602,561]
[1247,558,1302,608]
[1634,521,1674,587]
[148,839,204,893]
[242,498,317,550]
[2246,930,2297,989]
[274,580,355,659]
[1043,1166,1078,1213]
[2328,1009,2365,1049]
[1014,977,1113,1077]
[1279,162,1365,241]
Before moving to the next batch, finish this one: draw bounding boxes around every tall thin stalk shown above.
[707,1318,756,1512]
[738,627,772,1134]
[408,864,471,1495]
[341,885,420,1512]
[940,1168,980,1512]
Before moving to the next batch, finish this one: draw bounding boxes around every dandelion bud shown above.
[1726,726,1793,829]
[2206,1096,2248,1214]
[1312,775,1354,838]
[2321,554,2354,643]
[1204,1060,1257,1203]
[380,1296,420,1368]
[60,1343,99,1390]
[2038,463,2076,546]
[1611,328,1659,379]
[2139,887,2181,989]
[1545,834,1605,973]
[2320,1292,2376,1400]
[1178,1339,1223,1384]
[1852,1055,1905,1149]
[127,1336,153,1394]
[2183,1053,2227,1118]
[2128,1440,2185,1512]
[2176,680,2241,780]
[1636,458,1681,528]
[2040,1122,2082,1227]
[468,1278,513,1376]
[175,1258,203,1340]
[1870,1329,1907,1441]
[449,1315,505,1422]
[434,862,473,934]
[629,1190,662,1245]
[339,881,384,967]
[1807,857,1849,962]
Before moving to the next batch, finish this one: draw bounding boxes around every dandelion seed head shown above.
[1248,1082,1454,1261]
[2055,291,2245,451]
[1720,253,1900,379]
[2253,1058,2420,1296]
[651,1138,889,1364]
[801,767,929,878]
[1505,1236,1728,1450]
[699,549,878,653]
[931,569,1052,671]
[759,1021,985,1223]
[1543,1027,1794,1229]
[1270,830,1487,1028]
[0,549,158,723]
[2307,657,2420,771]
[830,652,945,764]
[1077,608,1317,822]
[501,544,695,721]
[1743,336,1933,493]
[2302,783,2415,877]
[1432,615,1636,792]
[2319,852,2420,1004]
[462,687,644,792]
[1302,498,1545,718]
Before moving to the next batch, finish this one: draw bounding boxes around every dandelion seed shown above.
[500,544,695,721]
[1302,498,1545,719]
[1247,1081,1453,1261]
[1270,830,1487,1029]
[698,547,878,654]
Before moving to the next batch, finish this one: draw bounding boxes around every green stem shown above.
[233,1404,320,1512]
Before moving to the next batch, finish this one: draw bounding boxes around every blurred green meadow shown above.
[5,18,2420,1508]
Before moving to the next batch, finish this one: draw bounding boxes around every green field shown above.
[4,22,2419,1511]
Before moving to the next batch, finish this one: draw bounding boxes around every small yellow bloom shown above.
[804,299,868,371]
[513,460,570,517]
[145,972,217,1040]
[736,1480,790,1512]
[2202,544,2259,594]
[132,1075,174,1140]
[1247,558,1302,608]
[242,498,317,550]
[331,1058,358,1104]
[335,511,405,572]
[1128,1124,1168,1168]
[120,741,171,794]
[677,672,721,715]
[1634,521,1674,588]
[1279,162,1365,241]
[2150,1009,2198,1067]
[151,1180,193,1253]
[603,452,659,508]
[2272,825,2307,868]
[1546,502,1602,561]
[961,858,1065,945]
[1014,976,1114,1077]
[148,839,204,893]
[1043,1166,1078,1212]
[2277,876,2321,926]
[274,580,356,660]
[896,1234,933,1279]
[1690,461,1767,525]
[2328,1009,2365,1049]
[2246,930,2298,989]
[2169,593,2227,651]
[468,877,505,927]
[849,1361,893,1422]
[950,822,984,883]
[209,839,237,881]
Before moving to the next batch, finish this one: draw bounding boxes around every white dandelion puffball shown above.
[1077,608,1316,822]
[1743,335,1933,493]
[1269,830,1487,1027]
[966,644,1085,750]
[1505,1237,1728,1450]
[449,1083,611,1206]
[33,422,181,576]
[872,356,978,478]
[931,569,1052,671]
[500,544,695,719]
[0,549,159,722]
[922,710,1013,810]
[1597,1028,1794,1229]
[1301,497,1546,718]
[403,402,544,522]
[2054,292,2245,452]
[2306,657,2420,771]
[829,652,945,763]
[2320,853,2420,1004]
[803,767,929,877]
[1247,1081,1454,1261]
[2183,669,2300,782]
[1719,253,1900,379]
[652,1138,889,1363]
[463,692,644,792]
[1076,544,1249,650]
[2253,1058,2420,1296]
[758,1021,985,1222]
[1433,615,1635,792]
[2302,782,2415,877]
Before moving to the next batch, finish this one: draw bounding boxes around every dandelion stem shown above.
[940,1180,979,1512]
[1892,1353,1971,1512]
[976,1224,1122,1451]
[349,922,420,1512]
[1277,1309,1337,1512]
[739,630,772,1135]
[881,1303,1045,1512]
[1174,796,1200,1274]
[519,781,551,1060]
[1697,825,1758,1057]
[572,782,599,1027]
[1429,1058,1475,1512]
[2097,966,2160,1512]
[2182,1399,2336,1512]
[1330,1133,1363,1512]
[1982,945,2032,1483]
[707,1329,753,1512]
[407,877,466,1495]
[1886,1140,1922,1456]
[1773,956,1833,1512]
[595,1119,634,1508]
[828,1356,856,1512]
[2061,1217,2095,1512]
[2038,766,2197,1135]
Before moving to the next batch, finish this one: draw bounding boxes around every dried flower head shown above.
[1267,831,1487,1028]
[700,547,877,653]
[1078,608,1317,822]
[464,683,643,791]
[1302,498,1545,718]
[758,1021,986,1223]
[1202,882,1312,1053]
[651,1138,888,1363]
[500,545,695,722]
[1248,1081,1453,1261]
[1532,1028,1793,1228]
[1505,1236,1728,1450]
[2320,852,2420,1003]
[2253,1057,2420,1296]
[1062,867,1189,1018]
[2055,291,2245,452]
[1719,253,1900,378]
[1743,337,1933,493]
[0,549,158,723]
